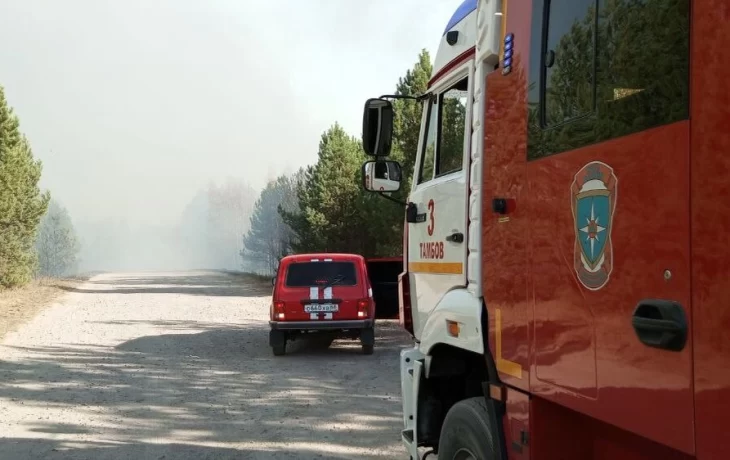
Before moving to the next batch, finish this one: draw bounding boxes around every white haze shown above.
[0,0,463,271]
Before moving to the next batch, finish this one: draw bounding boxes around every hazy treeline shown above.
[241,50,433,275]
[73,178,259,273]
[34,199,81,278]
[176,178,258,271]
[240,171,303,275]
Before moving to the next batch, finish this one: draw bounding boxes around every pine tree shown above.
[281,123,371,254]
[272,51,435,259]
[256,50,436,257]
[0,86,50,288]
[241,172,300,275]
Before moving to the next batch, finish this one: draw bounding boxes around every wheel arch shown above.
[414,298,509,459]
[420,287,485,377]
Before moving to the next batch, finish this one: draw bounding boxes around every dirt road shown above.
[0,271,413,460]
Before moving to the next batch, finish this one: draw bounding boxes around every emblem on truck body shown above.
[570,161,618,290]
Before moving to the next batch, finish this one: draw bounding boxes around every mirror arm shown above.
[377,192,407,206]
[379,93,430,103]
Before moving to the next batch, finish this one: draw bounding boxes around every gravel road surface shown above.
[0,271,413,460]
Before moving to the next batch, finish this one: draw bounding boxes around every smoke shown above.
[0,0,462,276]
[74,177,257,273]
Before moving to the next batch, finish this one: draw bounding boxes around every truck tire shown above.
[437,397,496,460]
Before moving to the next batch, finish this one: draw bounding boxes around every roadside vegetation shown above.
[0,87,87,335]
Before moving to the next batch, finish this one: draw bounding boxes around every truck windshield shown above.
[285,261,358,287]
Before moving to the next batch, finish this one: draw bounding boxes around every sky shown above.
[0,0,463,228]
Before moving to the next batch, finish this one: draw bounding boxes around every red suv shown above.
[269,253,376,356]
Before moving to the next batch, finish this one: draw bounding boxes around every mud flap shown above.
[269,329,286,348]
[482,382,509,460]
[481,307,509,460]
[400,347,424,460]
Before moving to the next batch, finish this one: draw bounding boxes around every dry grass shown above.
[0,274,94,341]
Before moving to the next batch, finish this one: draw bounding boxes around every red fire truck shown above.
[358,0,730,458]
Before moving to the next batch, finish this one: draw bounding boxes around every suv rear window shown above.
[285,261,358,287]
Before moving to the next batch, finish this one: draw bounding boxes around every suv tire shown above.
[272,343,286,356]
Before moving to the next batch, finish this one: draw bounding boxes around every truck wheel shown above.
[272,343,286,356]
[437,397,496,460]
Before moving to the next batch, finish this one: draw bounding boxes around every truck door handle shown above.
[631,299,687,352]
[445,232,464,243]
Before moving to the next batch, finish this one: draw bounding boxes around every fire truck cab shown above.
[360,0,730,459]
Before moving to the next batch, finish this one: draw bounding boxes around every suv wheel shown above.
[269,329,287,356]
[272,343,286,356]
[360,326,374,355]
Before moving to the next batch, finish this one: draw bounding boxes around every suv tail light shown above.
[356,298,369,318]
[273,301,285,320]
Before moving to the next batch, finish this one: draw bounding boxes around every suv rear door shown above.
[279,258,366,321]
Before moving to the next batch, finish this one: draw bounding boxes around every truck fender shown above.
[419,287,484,377]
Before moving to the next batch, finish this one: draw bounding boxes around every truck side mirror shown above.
[362,98,394,157]
[362,160,402,192]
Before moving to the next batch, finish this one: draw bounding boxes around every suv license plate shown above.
[304,304,338,313]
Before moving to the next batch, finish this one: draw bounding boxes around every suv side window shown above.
[527,0,690,160]
[417,76,469,183]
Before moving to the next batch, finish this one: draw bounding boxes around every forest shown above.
[0,49,432,288]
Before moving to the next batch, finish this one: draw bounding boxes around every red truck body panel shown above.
[529,396,692,460]
[479,0,730,458]
[482,3,532,399]
[691,2,730,459]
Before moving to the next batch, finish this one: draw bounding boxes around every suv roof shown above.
[279,253,366,264]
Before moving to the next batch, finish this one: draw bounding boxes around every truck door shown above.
[519,0,693,454]
[691,2,730,459]
[407,67,471,337]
